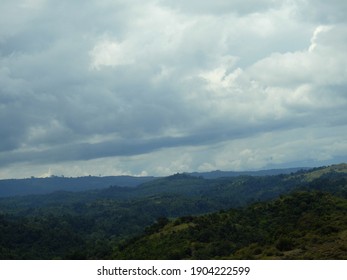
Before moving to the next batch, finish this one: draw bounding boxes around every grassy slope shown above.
[304,163,347,181]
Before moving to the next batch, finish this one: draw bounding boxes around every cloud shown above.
[159,0,280,16]
[0,0,346,178]
[245,24,347,128]
[248,24,347,86]
[296,0,347,24]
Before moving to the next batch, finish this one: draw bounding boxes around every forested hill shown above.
[0,163,346,259]
[114,191,347,260]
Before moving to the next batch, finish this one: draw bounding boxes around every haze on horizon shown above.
[1,0,347,179]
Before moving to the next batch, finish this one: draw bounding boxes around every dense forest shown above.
[0,164,346,259]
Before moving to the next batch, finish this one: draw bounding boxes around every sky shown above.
[1,0,347,178]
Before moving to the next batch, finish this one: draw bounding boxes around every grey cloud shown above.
[0,116,301,168]
[297,0,347,24]
[159,0,279,15]
[0,0,346,177]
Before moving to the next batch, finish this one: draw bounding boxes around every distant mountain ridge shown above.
[0,175,156,197]
[0,164,344,197]
[189,167,310,179]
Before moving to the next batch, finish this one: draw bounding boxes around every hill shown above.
[303,163,347,181]
[113,191,347,260]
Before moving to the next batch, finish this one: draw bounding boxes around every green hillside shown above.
[113,191,347,260]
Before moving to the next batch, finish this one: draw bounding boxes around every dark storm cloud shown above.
[0,104,318,169]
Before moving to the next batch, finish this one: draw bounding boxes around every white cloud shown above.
[90,39,135,69]
[247,24,347,91]
[308,25,332,52]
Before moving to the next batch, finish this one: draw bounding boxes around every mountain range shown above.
[0,163,346,259]
[0,167,309,197]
